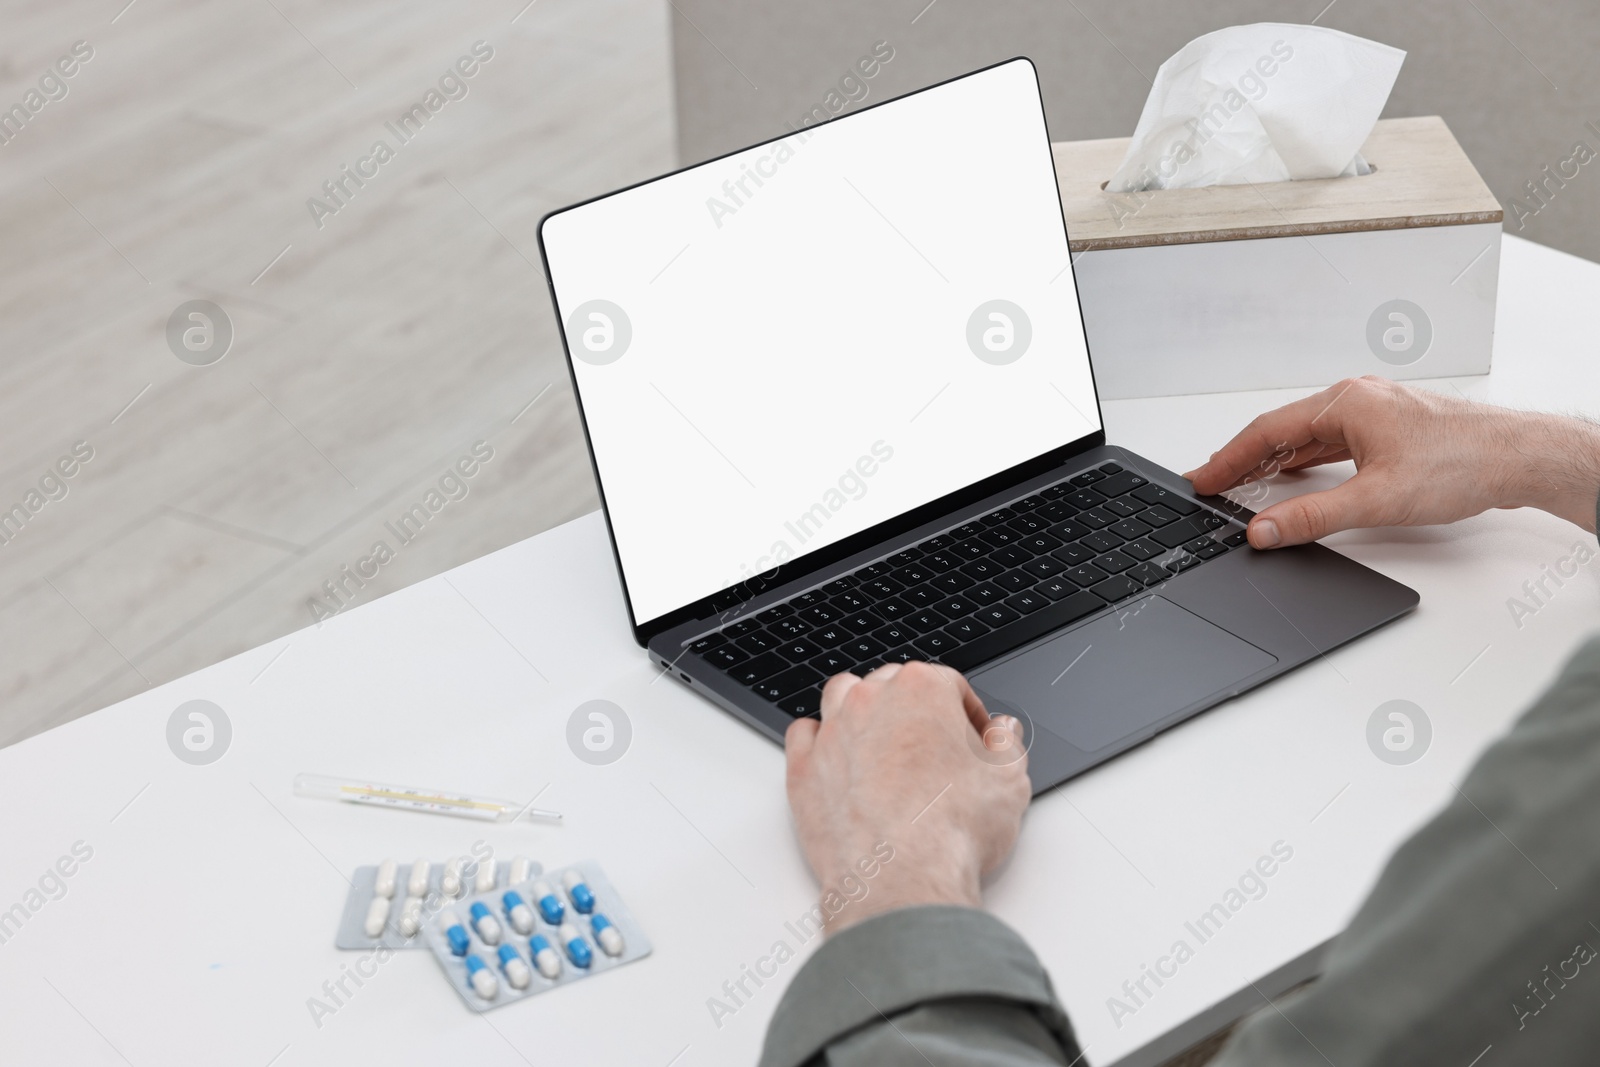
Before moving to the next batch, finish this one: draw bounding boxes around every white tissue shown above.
[1106,23,1405,192]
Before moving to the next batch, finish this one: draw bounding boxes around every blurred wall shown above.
[670,0,1600,263]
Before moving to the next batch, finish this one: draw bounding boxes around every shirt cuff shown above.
[758,905,1063,1067]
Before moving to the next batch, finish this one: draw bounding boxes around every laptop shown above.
[537,57,1418,792]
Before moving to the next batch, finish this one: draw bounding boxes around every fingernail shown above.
[1181,468,1198,480]
[1252,518,1281,548]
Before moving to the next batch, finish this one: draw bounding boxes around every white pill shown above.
[363,895,391,937]
[509,856,533,884]
[407,859,431,898]
[441,856,465,898]
[466,954,499,999]
[529,934,562,979]
[373,858,398,899]
[474,857,496,893]
[398,896,424,937]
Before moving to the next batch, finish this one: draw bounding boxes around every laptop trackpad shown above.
[969,596,1277,754]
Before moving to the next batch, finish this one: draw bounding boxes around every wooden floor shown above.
[0,0,674,747]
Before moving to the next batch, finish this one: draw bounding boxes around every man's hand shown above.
[785,661,1030,936]
[1186,376,1600,548]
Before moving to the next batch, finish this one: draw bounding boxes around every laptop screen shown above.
[540,59,1100,627]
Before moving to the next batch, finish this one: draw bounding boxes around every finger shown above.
[1279,446,1352,471]
[818,671,861,721]
[862,662,903,685]
[785,714,819,764]
[930,664,991,735]
[1248,473,1396,548]
[984,714,1022,753]
[1186,381,1359,495]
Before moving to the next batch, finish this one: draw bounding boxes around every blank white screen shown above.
[541,59,1100,625]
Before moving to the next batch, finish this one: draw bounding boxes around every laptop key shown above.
[798,604,843,626]
[944,618,991,641]
[1132,484,1199,514]
[1138,503,1182,526]
[823,576,858,594]
[1126,562,1170,587]
[991,545,1033,567]
[906,609,950,633]
[994,570,1033,592]
[1022,555,1066,579]
[1090,575,1144,603]
[832,590,871,611]
[936,595,979,618]
[703,645,748,669]
[1004,590,1049,614]
[1037,576,1076,600]
[1019,532,1064,554]
[855,562,890,580]
[770,616,811,639]
[872,598,912,620]
[1008,514,1048,534]
[1038,502,1079,523]
[977,526,1021,547]
[1109,518,1153,541]
[1078,507,1117,529]
[912,631,958,657]
[930,571,975,593]
[881,646,923,664]
[1069,470,1105,487]
[863,577,905,597]
[1091,551,1137,575]
[778,688,823,717]
[1065,488,1106,510]
[902,585,941,608]
[810,649,854,674]
[1093,470,1148,497]
[1052,542,1096,567]
[756,604,795,624]
[1041,483,1073,499]
[1197,541,1230,559]
[974,605,1023,628]
[842,636,888,660]
[950,539,988,560]
[688,632,727,654]
[967,583,1006,605]
[732,651,791,686]
[1152,514,1220,548]
[1080,530,1124,553]
[980,507,1017,527]
[1047,519,1091,542]
[840,610,883,633]
[892,564,934,586]
[918,534,952,552]
[777,637,822,661]
[959,558,1005,581]
[922,551,961,572]
[888,548,923,567]
[811,626,852,648]
[1223,530,1249,547]
[943,591,1104,672]
[1103,497,1145,518]
[1098,462,1124,474]
[791,591,826,609]
[1063,563,1110,587]
[872,623,914,646]
[1121,537,1165,561]
[735,631,779,654]
[754,665,825,702]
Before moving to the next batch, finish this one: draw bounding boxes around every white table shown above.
[4,234,1597,1067]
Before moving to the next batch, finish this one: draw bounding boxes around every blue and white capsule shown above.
[464,953,499,999]
[531,880,565,925]
[501,890,535,935]
[497,943,532,989]
[558,921,593,968]
[562,869,596,914]
[590,913,624,957]
[469,900,502,945]
[529,934,562,979]
[440,911,471,956]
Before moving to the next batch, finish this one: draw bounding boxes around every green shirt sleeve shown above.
[758,905,1083,1067]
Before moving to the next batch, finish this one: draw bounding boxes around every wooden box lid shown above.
[1053,115,1503,252]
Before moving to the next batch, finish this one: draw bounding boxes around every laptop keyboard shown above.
[684,462,1247,718]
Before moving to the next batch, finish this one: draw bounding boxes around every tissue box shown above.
[1056,116,1502,399]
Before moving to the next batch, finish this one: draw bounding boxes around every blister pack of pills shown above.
[421,860,651,1011]
[335,854,543,950]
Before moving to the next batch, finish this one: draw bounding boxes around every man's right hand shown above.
[1184,376,1600,548]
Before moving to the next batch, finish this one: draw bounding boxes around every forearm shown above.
[1500,410,1600,532]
